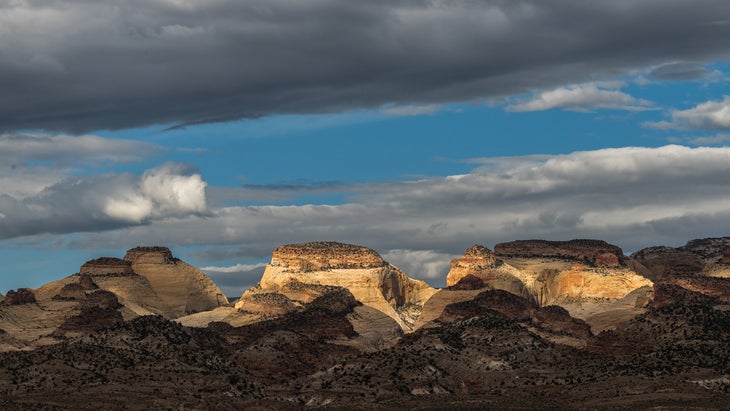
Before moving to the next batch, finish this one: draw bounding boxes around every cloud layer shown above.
[3,1,730,132]
[52,145,730,284]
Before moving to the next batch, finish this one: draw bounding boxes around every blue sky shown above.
[4,1,730,296]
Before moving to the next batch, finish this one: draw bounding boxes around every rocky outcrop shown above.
[495,239,626,267]
[123,246,229,318]
[80,257,134,276]
[682,237,730,264]
[3,288,36,305]
[632,237,730,280]
[56,290,124,334]
[436,289,592,340]
[630,246,703,279]
[54,274,100,300]
[446,245,532,299]
[124,246,175,264]
[238,242,437,331]
[446,245,496,286]
[270,241,386,272]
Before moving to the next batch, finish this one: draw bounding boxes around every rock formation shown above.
[630,246,703,280]
[271,242,386,271]
[80,257,134,276]
[123,246,229,318]
[494,239,627,267]
[442,240,653,332]
[237,242,437,331]
[0,246,231,350]
[445,245,532,299]
[633,237,730,279]
[3,288,36,305]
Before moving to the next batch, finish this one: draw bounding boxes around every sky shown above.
[4,1,730,296]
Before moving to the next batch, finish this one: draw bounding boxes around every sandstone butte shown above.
[440,241,654,333]
[0,247,229,350]
[236,241,438,332]
[4,237,730,352]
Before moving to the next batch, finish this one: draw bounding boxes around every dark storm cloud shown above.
[3,0,730,132]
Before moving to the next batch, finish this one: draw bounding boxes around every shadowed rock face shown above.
[3,288,36,305]
[632,237,730,280]
[271,242,386,272]
[631,246,704,279]
[495,239,626,267]
[56,290,124,334]
[682,237,730,264]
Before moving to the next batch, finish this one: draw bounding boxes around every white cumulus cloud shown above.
[0,163,207,238]
[382,249,457,285]
[507,83,655,112]
[646,96,730,130]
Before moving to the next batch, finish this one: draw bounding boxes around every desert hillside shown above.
[1,237,730,409]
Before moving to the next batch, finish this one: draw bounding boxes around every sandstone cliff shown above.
[442,241,653,332]
[236,242,437,331]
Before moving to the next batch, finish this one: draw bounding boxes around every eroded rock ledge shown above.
[494,239,626,267]
[271,241,386,272]
[124,246,176,264]
[80,257,134,276]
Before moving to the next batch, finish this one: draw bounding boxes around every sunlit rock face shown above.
[445,245,531,299]
[441,240,653,333]
[237,242,437,331]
